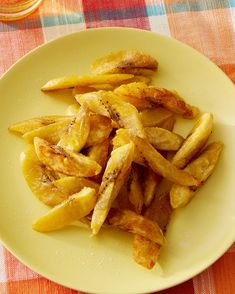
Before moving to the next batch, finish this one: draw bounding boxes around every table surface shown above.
[0,1,234,293]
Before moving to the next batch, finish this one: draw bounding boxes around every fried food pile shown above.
[9,50,223,269]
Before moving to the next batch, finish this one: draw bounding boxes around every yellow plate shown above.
[0,28,235,294]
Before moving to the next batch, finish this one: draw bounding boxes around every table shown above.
[0,1,234,293]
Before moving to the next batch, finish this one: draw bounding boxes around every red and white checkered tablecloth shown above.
[0,1,234,293]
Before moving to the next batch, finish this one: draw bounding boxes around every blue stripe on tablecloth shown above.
[84,6,147,23]
[41,12,84,27]
[164,0,233,14]
[0,16,42,32]
[229,0,235,7]
[145,4,166,16]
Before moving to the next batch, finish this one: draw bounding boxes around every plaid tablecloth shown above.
[0,1,235,293]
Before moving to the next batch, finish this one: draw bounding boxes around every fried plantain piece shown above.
[33,187,96,232]
[34,137,101,177]
[170,141,223,208]
[172,113,213,168]
[130,135,200,186]
[91,50,158,75]
[108,208,165,245]
[91,143,134,235]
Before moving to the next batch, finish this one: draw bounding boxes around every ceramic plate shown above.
[0,28,235,294]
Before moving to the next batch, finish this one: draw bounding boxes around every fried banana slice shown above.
[41,74,134,91]
[58,105,90,152]
[127,165,144,214]
[114,93,152,110]
[76,91,145,138]
[145,127,184,151]
[86,139,110,169]
[22,146,68,206]
[115,82,198,119]
[116,180,133,211]
[170,141,223,208]
[32,187,96,232]
[139,107,174,127]
[65,103,80,116]
[133,236,161,269]
[34,137,101,177]
[133,193,172,269]
[130,135,200,186]
[158,115,176,131]
[143,168,161,207]
[76,91,110,117]
[86,114,113,147]
[9,115,71,136]
[148,88,199,119]
[53,176,99,195]
[91,143,134,235]
[112,129,146,166]
[22,147,98,206]
[91,50,158,75]
[114,82,152,110]
[86,139,110,182]
[172,113,213,168]
[22,118,74,144]
[108,208,165,245]
[145,193,173,231]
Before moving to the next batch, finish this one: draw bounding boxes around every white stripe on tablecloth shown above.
[229,7,235,32]
[193,266,216,294]
[0,244,6,282]
[148,15,171,36]
[41,23,86,42]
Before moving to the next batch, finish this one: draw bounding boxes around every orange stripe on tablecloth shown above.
[219,64,235,83]
[228,243,235,253]
[39,0,84,17]
[6,278,81,294]
[167,9,235,66]
[3,249,39,282]
[0,282,7,294]
[212,251,235,294]
[157,279,194,294]
[0,28,44,77]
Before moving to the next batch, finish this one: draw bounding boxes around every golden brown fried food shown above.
[133,193,172,269]
[148,88,199,119]
[170,141,223,208]
[86,139,110,182]
[33,187,96,232]
[145,127,184,151]
[130,135,200,186]
[58,105,90,152]
[91,50,158,75]
[86,114,113,147]
[91,143,134,234]
[139,107,174,128]
[114,82,198,119]
[34,137,101,177]
[127,165,144,214]
[143,168,161,207]
[22,118,74,144]
[41,74,134,91]
[76,91,145,138]
[21,146,99,206]
[112,129,146,166]
[172,113,213,168]
[108,208,165,245]
[9,115,71,135]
